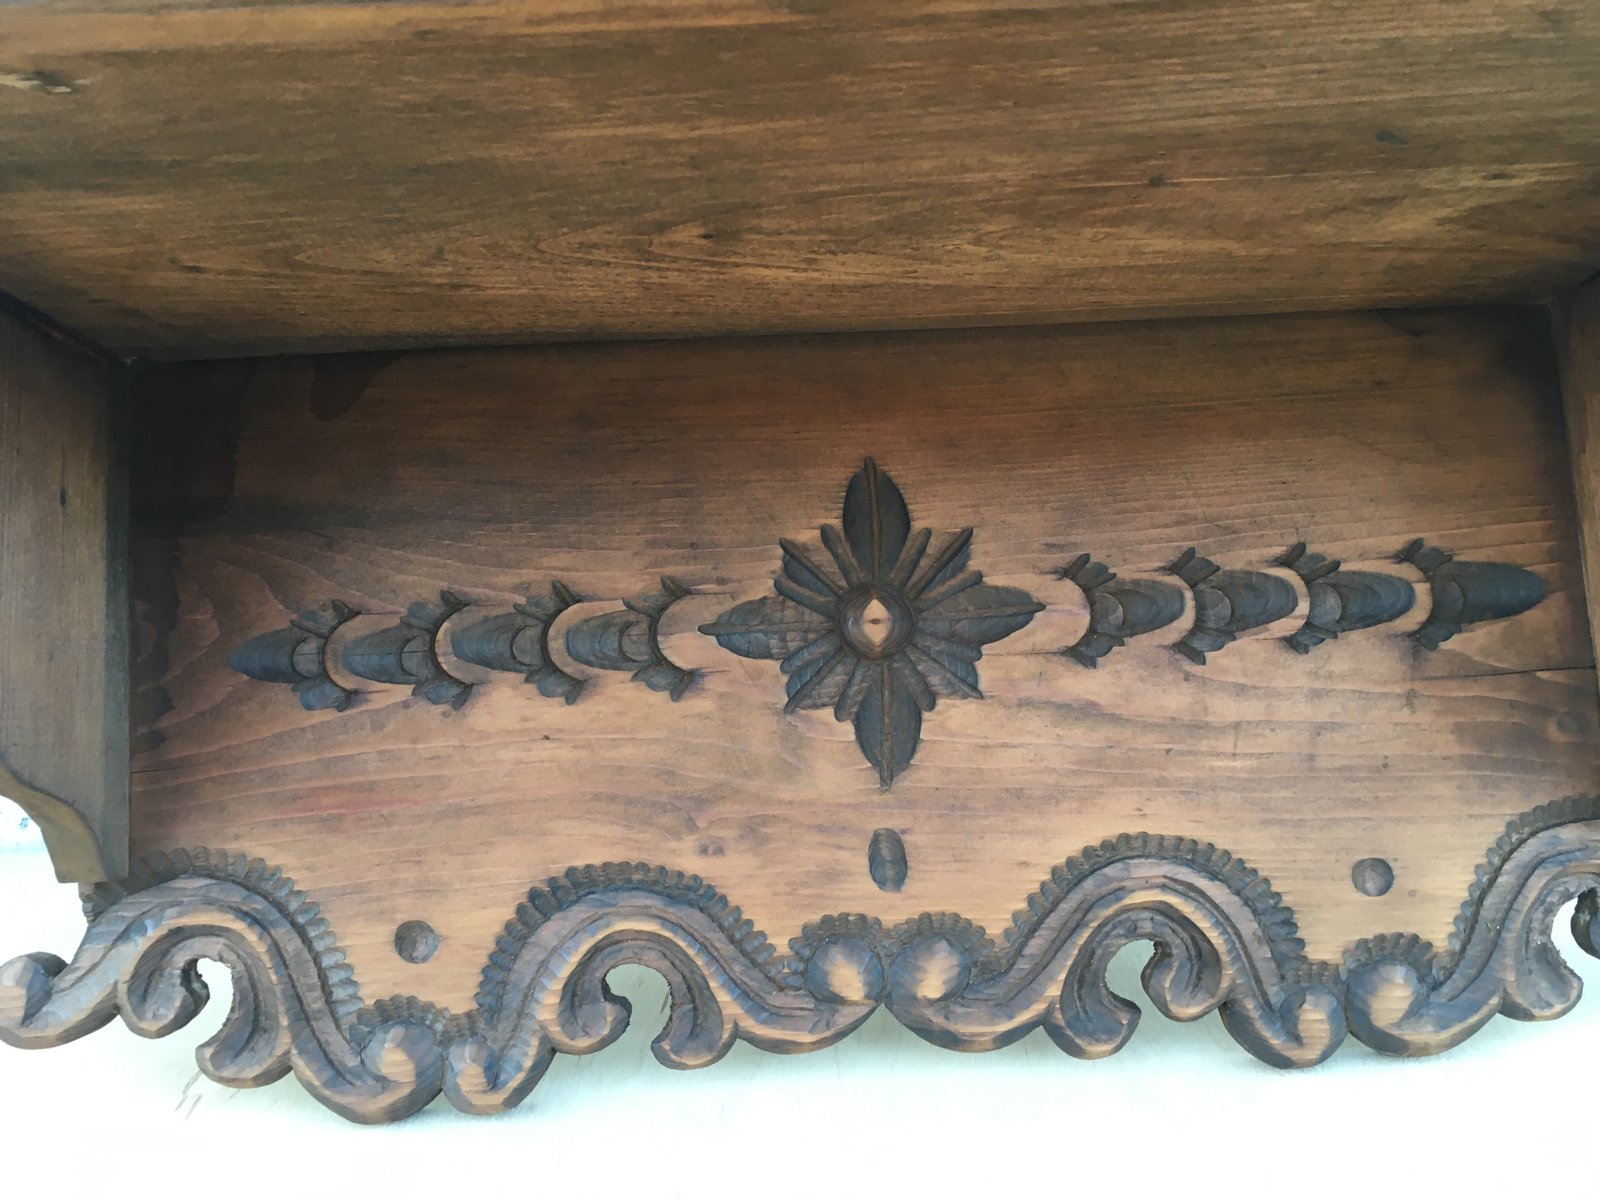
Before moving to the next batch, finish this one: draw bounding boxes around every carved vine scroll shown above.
[3,799,1597,1123]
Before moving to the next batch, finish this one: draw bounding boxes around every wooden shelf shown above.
[2,2,1599,1124]
[1,0,1597,357]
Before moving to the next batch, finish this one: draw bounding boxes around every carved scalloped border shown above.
[3,798,1599,1122]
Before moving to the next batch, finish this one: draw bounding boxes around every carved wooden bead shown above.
[890,934,973,1003]
[803,937,886,1006]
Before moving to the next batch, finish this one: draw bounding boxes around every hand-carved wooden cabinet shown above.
[3,0,1600,1125]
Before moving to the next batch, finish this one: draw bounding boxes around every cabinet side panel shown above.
[1557,281,1600,671]
[0,304,127,880]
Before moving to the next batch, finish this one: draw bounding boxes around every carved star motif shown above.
[701,459,1043,786]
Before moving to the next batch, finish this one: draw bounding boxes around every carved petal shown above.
[842,458,910,583]
[918,582,1044,647]
[854,667,923,786]
[699,597,832,660]
[784,641,853,711]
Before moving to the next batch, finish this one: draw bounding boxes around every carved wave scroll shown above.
[4,799,1598,1122]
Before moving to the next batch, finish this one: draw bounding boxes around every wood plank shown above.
[1556,278,1600,671]
[0,302,127,881]
[126,307,1596,1011]
[1,1,1598,356]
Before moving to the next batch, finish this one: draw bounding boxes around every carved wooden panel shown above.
[5,307,1598,1121]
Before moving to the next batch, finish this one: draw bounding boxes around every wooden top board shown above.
[1,0,1598,358]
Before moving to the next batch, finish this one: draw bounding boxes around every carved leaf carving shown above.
[701,597,832,661]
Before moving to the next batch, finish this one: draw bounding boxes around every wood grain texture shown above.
[1,1,1599,356]
[1556,279,1600,671]
[123,308,1597,1014]
[0,303,126,881]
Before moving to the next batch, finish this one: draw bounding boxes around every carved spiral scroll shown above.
[0,852,443,1124]
[3,800,1598,1122]
[1343,797,1600,1055]
[875,836,1343,1068]
[449,865,877,1114]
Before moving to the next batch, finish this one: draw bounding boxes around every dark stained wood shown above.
[0,302,127,880]
[3,768,1598,1120]
[1,304,1597,1120]
[1,1,1599,356]
[114,307,1595,1025]
[1556,278,1600,669]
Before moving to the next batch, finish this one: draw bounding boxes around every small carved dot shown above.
[868,827,908,892]
[1352,858,1395,897]
[394,920,440,964]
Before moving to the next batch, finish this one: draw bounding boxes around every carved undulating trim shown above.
[6,798,1598,1121]
[702,459,1043,785]
[1342,794,1600,1055]
[2,850,444,1123]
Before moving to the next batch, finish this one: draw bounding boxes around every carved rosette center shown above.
[838,587,916,660]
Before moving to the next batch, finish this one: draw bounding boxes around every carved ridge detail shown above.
[7,800,1597,1122]
[1399,539,1547,651]
[1278,542,1416,654]
[566,577,700,701]
[1168,547,1300,665]
[1055,553,1185,668]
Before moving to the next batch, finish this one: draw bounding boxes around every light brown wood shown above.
[123,307,1595,1016]
[1556,279,1600,670]
[0,302,127,880]
[2,1,1599,356]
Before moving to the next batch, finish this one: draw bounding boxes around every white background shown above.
[0,794,1593,1198]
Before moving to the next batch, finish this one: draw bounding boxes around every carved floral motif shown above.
[701,459,1043,785]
